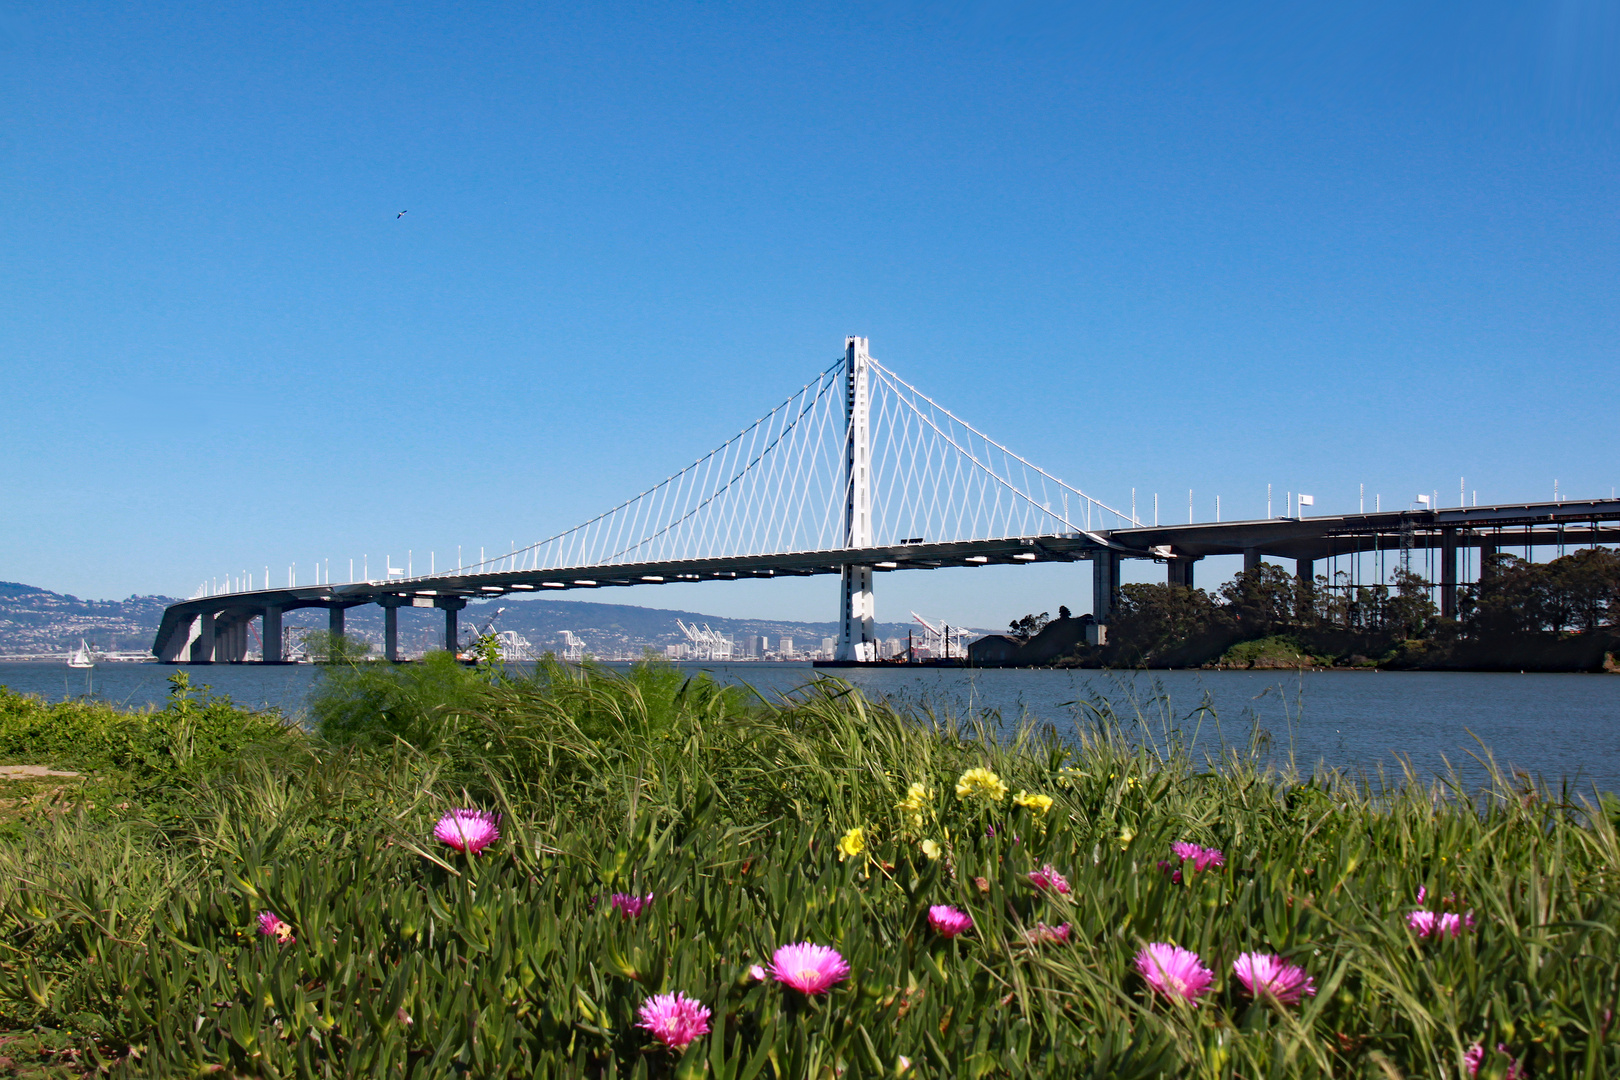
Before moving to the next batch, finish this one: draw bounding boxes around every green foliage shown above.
[301,629,374,664]
[0,664,1618,1076]
[1468,548,1620,634]
[0,671,300,784]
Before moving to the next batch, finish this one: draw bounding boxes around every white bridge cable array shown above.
[422,352,1138,581]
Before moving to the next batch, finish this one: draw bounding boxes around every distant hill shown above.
[0,582,178,655]
[0,582,985,659]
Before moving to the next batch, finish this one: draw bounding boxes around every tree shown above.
[1111,584,1218,657]
[1216,566,1296,636]
[1383,568,1436,639]
[1008,612,1050,642]
[1470,547,1620,634]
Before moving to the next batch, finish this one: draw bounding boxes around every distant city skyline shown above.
[3,2,1615,629]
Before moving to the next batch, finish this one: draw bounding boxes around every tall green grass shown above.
[0,659,1615,1077]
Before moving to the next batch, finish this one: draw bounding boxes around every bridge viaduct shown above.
[149,336,1620,664]
[152,499,1620,663]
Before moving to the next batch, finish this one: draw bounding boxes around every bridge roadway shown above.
[153,497,1620,662]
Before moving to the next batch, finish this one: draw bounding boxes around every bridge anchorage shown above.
[152,338,1620,663]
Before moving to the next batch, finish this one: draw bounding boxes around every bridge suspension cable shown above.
[410,345,1136,583]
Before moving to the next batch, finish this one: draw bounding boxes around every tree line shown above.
[1098,546,1620,665]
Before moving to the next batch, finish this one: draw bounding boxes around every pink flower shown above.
[1024,922,1071,945]
[611,892,654,918]
[1170,842,1225,873]
[433,808,500,854]
[1135,943,1214,1003]
[1232,952,1316,1005]
[748,964,767,981]
[636,992,711,1052]
[1408,910,1475,938]
[257,910,295,945]
[928,905,974,938]
[769,942,851,995]
[1028,865,1071,894]
[1464,1042,1521,1079]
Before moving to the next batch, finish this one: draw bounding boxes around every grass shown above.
[0,657,1615,1077]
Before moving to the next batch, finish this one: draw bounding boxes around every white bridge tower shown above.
[837,336,878,661]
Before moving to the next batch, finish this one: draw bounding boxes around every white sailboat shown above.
[67,639,96,668]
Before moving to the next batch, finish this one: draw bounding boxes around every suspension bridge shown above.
[152,337,1620,663]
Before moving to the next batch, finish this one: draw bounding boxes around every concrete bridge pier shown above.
[1167,555,1197,589]
[158,614,196,663]
[1243,548,1262,574]
[1440,528,1459,618]
[263,606,283,662]
[190,610,216,663]
[1089,551,1119,644]
[379,597,403,662]
[217,617,243,662]
[436,597,467,653]
[328,605,345,638]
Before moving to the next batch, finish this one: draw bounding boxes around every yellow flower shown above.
[1013,791,1054,816]
[955,767,1009,802]
[896,782,931,828]
[920,838,942,860]
[1117,827,1136,849]
[837,826,866,861]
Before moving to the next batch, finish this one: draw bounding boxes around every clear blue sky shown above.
[3,1,1616,629]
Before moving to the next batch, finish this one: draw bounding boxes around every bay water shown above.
[4,661,1616,796]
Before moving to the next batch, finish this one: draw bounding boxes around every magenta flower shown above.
[1170,842,1225,873]
[769,942,851,995]
[1464,1042,1521,1079]
[432,808,500,854]
[611,892,654,918]
[257,910,295,945]
[1232,952,1316,1005]
[928,905,974,938]
[1027,865,1071,894]
[636,992,711,1052]
[748,964,767,981]
[1024,921,1072,945]
[1408,910,1476,938]
[1135,943,1214,1003]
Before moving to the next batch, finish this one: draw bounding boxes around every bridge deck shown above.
[152,498,1620,660]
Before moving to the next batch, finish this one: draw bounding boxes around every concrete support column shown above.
[159,614,196,663]
[328,605,345,638]
[190,610,215,663]
[436,597,468,654]
[1167,556,1197,589]
[263,606,283,663]
[836,335,876,663]
[1296,558,1316,620]
[1091,551,1120,623]
[1440,528,1459,618]
[380,598,402,662]
[1479,539,1498,580]
[1243,549,1262,574]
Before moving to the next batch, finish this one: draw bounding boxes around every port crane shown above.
[677,619,733,661]
[910,612,968,660]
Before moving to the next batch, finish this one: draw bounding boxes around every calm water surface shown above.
[4,661,1617,795]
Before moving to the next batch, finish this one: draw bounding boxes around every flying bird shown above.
[396,210,408,219]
